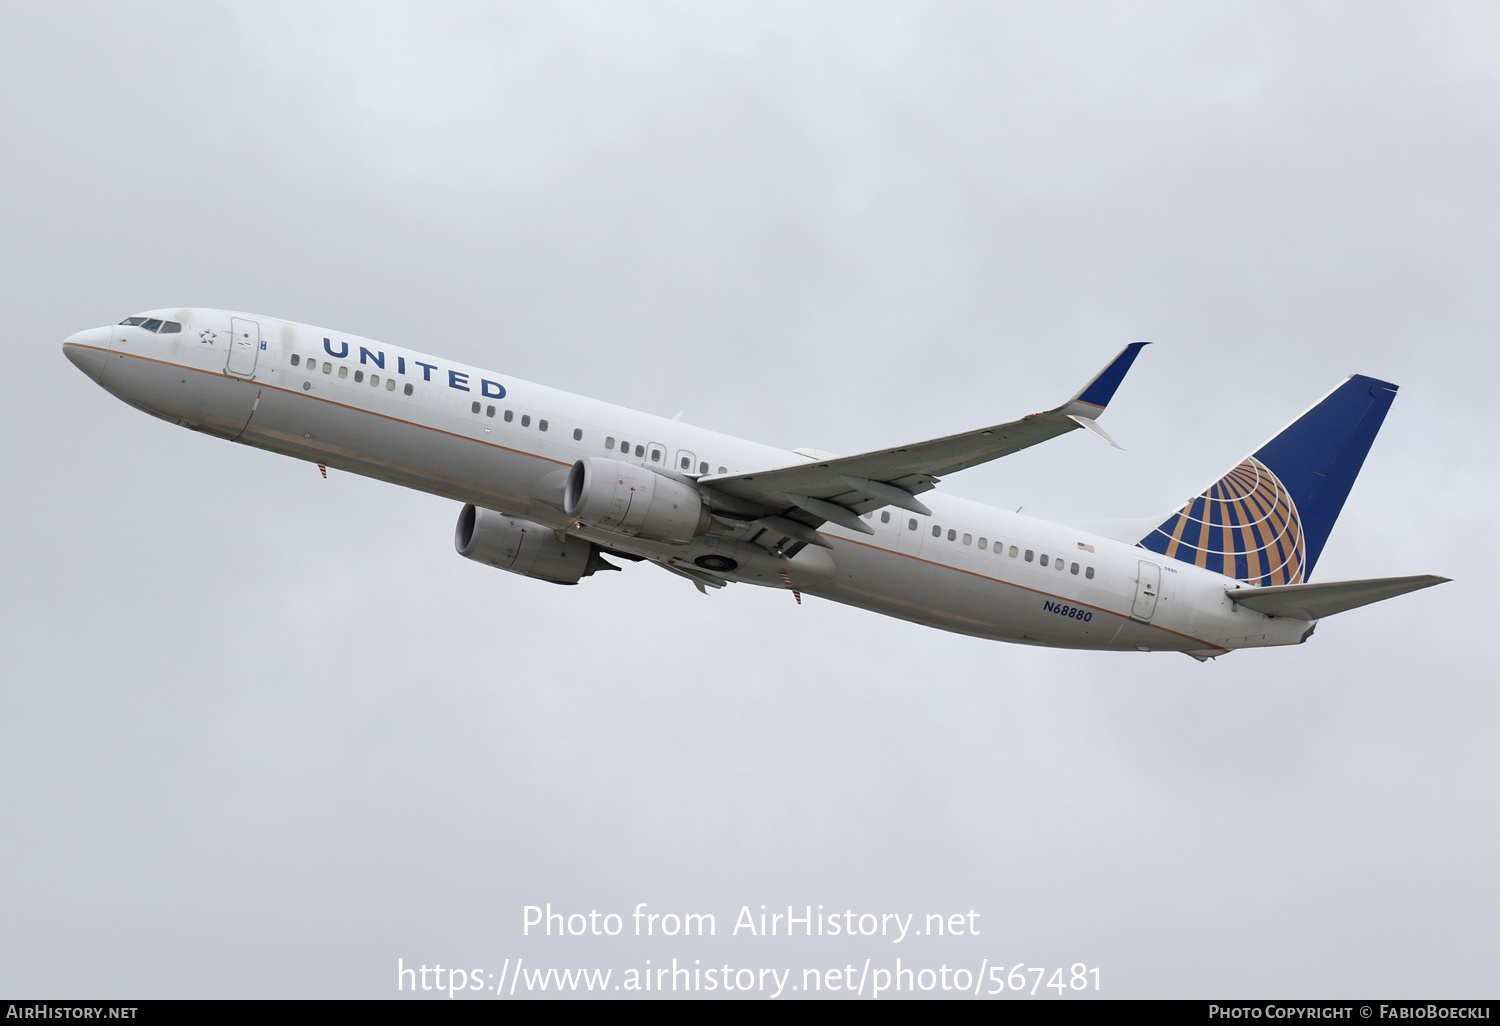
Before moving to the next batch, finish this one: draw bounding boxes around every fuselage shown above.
[62,308,1312,656]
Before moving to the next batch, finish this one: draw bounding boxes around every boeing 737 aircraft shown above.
[62,310,1446,660]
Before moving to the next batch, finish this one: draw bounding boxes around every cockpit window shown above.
[119,317,182,333]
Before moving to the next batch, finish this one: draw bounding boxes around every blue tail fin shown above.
[1138,375,1399,584]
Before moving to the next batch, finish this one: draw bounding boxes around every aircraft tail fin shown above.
[1138,375,1399,584]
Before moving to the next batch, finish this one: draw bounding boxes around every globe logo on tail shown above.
[1143,457,1305,586]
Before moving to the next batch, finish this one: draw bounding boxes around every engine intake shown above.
[563,457,710,544]
[455,505,616,585]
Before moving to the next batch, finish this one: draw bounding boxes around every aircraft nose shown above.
[62,327,111,383]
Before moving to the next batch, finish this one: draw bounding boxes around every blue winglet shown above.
[1072,342,1150,409]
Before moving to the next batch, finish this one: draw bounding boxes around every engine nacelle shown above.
[454,505,614,585]
[563,457,711,544]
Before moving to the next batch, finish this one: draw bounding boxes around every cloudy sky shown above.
[2,1,1496,999]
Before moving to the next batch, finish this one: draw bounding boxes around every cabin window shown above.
[386,378,395,391]
[1071,562,1080,575]
[881,511,891,524]
[1056,558,1065,571]
[620,440,630,453]
[323,363,332,375]
[635,445,645,457]
[487,406,495,417]
[680,455,690,470]
[1086,567,1095,579]
[354,369,363,382]
[575,428,584,441]
[718,466,726,474]
[931,525,941,538]
[369,374,378,385]
[908,518,918,531]
[1039,554,1048,567]
[1010,546,1019,557]
[1025,550,1034,562]
[977,538,986,550]
[539,420,548,431]
[521,415,531,427]
[404,383,413,396]
[962,533,972,545]
[700,462,709,474]
[650,448,661,462]
[306,359,317,372]
[505,410,514,422]
[338,366,348,379]
[947,529,957,541]
[289,353,300,366]
[606,437,615,449]
[471,401,481,414]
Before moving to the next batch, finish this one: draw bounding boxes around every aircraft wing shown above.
[697,343,1149,548]
[1226,574,1449,620]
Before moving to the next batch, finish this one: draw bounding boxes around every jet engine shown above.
[454,505,617,585]
[563,458,711,544]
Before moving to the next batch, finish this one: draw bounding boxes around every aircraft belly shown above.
[1150,567,1307,651]
[809,540,1164,650]
[102,353,256,437]
[238,383,560,515]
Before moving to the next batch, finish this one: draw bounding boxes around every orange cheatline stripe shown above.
[73,344,572,468]
[829,535,1229,653]
[89,346,1236,650]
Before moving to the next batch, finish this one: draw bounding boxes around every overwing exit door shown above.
[227,317,259,378]
[1131,560,1161,622]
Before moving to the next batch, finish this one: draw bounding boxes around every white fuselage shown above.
[63,308,1313,657]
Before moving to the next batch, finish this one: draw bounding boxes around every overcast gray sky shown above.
[2,0,1496,999]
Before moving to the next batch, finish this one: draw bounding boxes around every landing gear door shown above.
[1131,560,1161,622]
[227,317,260,378]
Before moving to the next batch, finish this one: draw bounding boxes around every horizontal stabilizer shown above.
[1226,574,1449,620]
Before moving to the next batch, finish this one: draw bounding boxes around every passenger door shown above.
[227,317,260,378]
[1131,560,1161,621]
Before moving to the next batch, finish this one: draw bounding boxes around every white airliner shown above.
[63,309,1446,660]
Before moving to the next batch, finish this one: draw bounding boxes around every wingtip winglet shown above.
[1072,341,1150,409]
